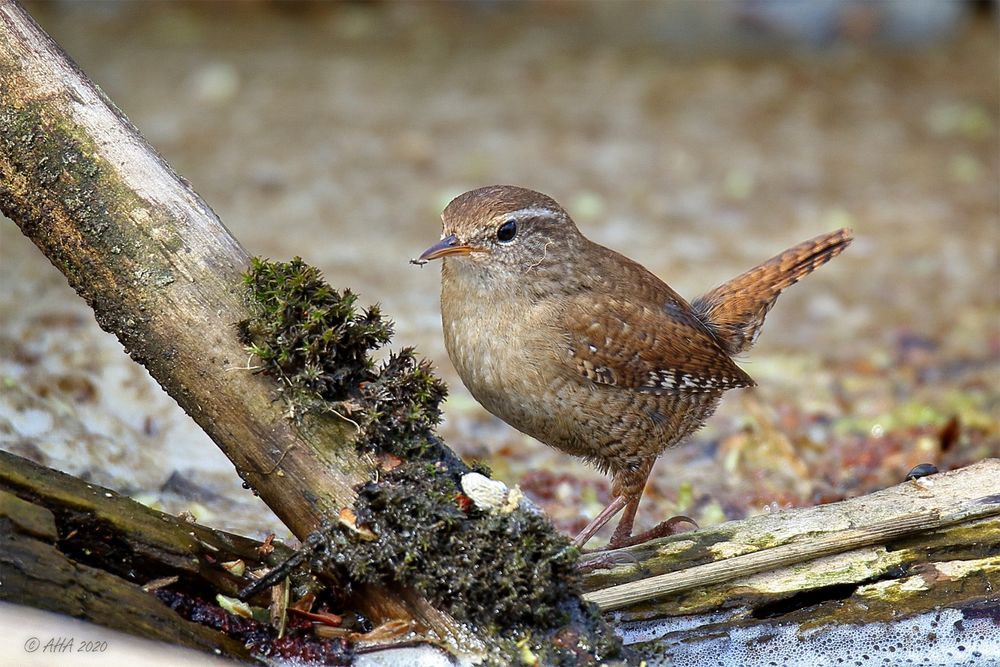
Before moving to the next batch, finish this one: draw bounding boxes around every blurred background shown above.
[0,0,997,544]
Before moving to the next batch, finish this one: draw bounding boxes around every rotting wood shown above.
[0,451,291,662]
[1,530,261,662]
[0,450,455,663]
[0,449,298,598]
[582,458,1000,619]
[4,448,996,664]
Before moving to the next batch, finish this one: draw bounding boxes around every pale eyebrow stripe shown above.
[508,207,559,220]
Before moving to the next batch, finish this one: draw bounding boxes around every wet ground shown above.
[1,1,997,543]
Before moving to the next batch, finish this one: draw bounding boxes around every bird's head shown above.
[414,186,585,286]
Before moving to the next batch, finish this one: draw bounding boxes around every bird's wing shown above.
[558,292,755,394]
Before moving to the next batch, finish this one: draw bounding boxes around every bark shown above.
[0,448,286,662]
[580,459,1000,661]
[0,0,462,644]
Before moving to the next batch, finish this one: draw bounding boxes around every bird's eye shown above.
[496,219,517,243]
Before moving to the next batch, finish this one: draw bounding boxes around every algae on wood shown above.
[582,459,1000,617]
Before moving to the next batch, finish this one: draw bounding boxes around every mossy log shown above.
[4,445,996,666]
[580,459,1000,662]
[0,0,471,647]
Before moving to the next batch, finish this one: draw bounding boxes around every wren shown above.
[415,185,852,549]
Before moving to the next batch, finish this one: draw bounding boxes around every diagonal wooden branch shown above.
[0,0,465,644]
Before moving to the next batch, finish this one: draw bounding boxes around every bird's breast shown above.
[440,272,565,441]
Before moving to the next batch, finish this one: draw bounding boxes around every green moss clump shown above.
[325,463,596,634]
[318,461,626,660]
[241,257,392,402]
[489,611,629,666]
[360,348,448,459]
[241,258,450,463]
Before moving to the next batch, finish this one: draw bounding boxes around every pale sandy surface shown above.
[1,2,997,542]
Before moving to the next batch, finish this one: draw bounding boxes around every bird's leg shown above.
[605,459,697,549]
[601,457,656,549]
[572,458,695,551]
[571,495,627,548]
[608,496,642,548]
[577,458,654,551]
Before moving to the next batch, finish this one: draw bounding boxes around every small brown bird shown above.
[415,185,852,549]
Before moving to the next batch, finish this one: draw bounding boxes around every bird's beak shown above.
[414,234,474,263]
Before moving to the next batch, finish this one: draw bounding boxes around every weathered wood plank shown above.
[583,459,1000,621]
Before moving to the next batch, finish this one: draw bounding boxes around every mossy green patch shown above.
[488,608,627,666]
[311,461,624,661]
[241,257,449,462]
[241,257,392,401]
[331,462,580,630]
[358,348,448,459]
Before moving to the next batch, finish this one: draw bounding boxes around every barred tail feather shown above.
[693,228,853,355]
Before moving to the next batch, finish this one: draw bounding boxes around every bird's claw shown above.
[608,514,699,550]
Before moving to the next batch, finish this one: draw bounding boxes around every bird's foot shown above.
[574,515,698,571]
[607,514,698,550]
